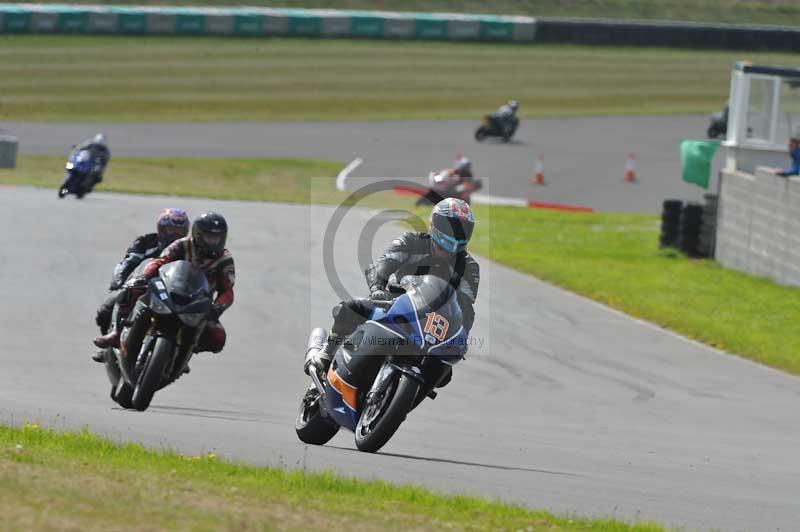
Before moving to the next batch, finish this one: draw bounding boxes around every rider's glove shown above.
[95,305,112,331]
[370,286,393,301]
[127,275,149,289]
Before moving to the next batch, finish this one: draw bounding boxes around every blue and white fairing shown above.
[323,275,468,432]
[369,275,468,364]
[66,149,94,174]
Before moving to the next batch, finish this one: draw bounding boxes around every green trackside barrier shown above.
[350,15,384,38]
[113,8,146,34]
[414,15,448,40]
[174,10,205,34]
[233,12,263,36]
[280,8,320,36]
[58,9,88,33]
[288,15,321,36]
[0,4,533,42]
[2,8,30,33]
[481,20,514,41]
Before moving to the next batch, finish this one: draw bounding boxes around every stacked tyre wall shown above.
[1,4,800,50]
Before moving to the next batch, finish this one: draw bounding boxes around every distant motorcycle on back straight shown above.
[101,260,212,411]
[296,275,467,453]
[58,149,99,199]
[475,113,519,143]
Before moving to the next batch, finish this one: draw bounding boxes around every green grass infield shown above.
[2,36,800,122]
[0,423,664,531]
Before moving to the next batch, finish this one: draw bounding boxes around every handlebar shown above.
[369,299,394,309]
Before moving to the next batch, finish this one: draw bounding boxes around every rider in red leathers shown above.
[95,212,235,360]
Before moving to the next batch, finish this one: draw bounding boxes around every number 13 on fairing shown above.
[424,312,450,343]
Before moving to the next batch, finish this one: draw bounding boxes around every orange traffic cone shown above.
[532,155,545,185]
[623,153,636,183]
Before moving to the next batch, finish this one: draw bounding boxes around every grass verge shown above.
[9,0,800,26]
[469,206,800,374]
[2,36,800,122]
[3,155,345,204]
[0,423,664,531]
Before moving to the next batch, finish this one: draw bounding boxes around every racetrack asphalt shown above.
[2,186,799,531]
[5,115,720,213]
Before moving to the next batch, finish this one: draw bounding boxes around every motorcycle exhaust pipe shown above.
[304,328,329,385]
[306,327,328,355]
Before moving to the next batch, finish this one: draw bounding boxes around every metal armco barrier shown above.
[1,5,797,50]
[0,4,536,42]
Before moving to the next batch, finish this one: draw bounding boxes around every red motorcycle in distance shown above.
[415,158,483,206]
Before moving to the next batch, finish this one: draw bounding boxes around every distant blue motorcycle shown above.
[58,149,99,199]
[297,275,467,453]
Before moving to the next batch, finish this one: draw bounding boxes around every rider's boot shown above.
[93,329,120,349]
[91,350,106,363]
[305,333,341,375]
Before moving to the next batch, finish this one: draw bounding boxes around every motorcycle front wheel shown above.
[474,127,488,142]
[354,373,419,453]
[132,337,172,411]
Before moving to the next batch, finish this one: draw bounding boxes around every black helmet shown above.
[430,198,475,254]
[191,211,228,259]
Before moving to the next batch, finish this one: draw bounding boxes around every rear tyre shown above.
[112,379,134,409]
[354,374,420,453]
[132,337,172,411]
[295,388,339,445]
[104,349,122,387]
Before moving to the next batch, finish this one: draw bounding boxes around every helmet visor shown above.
[201,232,224,249]
[431,215,473,254]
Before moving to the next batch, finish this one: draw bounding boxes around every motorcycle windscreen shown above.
[377,275,464,353]
[158,260,210,303]
[73,150,94,172]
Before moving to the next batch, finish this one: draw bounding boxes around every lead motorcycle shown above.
[296,275,467,453]
[58,149,100,199]
[101,260,212,411]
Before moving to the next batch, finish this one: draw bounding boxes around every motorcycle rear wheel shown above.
[132,337,172,411]
[112,379,134,409]
[354,374,419,453]
[295,387,339,445]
